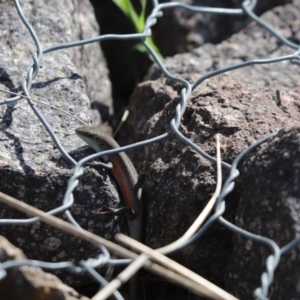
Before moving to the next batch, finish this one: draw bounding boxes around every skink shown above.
[75,125,142,242]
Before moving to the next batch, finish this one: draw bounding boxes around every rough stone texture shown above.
[119,73,300,287]
[0,236,89,300]
[0,0,127,285]
[225,127,300,300]
[0,234,26,261]
[147,0,300,89]
[0,0,112,129]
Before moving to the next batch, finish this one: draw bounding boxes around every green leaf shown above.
[145,37,163,60]
[137,0,147,32]
[112,0,163,60]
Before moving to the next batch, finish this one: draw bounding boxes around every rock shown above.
[120,73,300,287]
[226,127,300,300]
[147,0,300,89]
[0,236,89,300]
[0,0,126,286]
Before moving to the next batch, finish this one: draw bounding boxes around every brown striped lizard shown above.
[75,125,143,242]
[76,126,143,299]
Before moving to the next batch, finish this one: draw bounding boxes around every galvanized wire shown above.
[0,0,299,299]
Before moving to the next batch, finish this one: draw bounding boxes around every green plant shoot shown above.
[112,0,162,60]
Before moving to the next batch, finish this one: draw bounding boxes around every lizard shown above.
[75,125,143,242]
[76,125,143,300]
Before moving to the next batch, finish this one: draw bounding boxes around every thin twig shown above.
[157,134,222,254]
[113,109,129,137]
[0,88,88,125]
[0,191,233,299]
[92,254,148,300]
[116,235,238,300]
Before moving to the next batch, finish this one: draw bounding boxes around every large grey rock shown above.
[0,0,126,286]
[226,127,300,300]
[120,73,300,287]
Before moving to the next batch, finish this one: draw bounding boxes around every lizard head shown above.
[76,125,119,153]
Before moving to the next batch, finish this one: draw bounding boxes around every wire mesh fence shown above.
[0,0,299,299]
